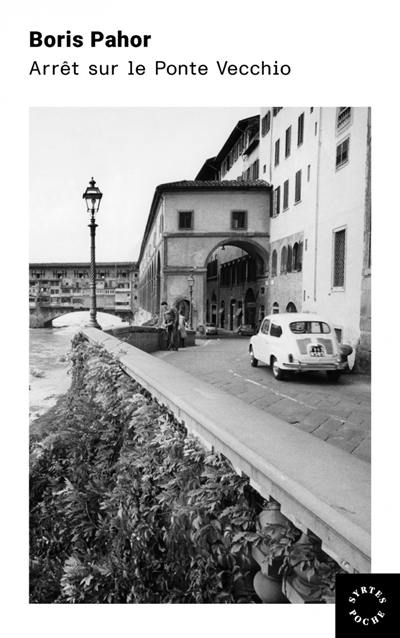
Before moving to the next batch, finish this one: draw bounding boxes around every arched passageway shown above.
[204,239,268,332]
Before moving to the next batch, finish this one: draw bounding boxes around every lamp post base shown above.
[85,317,101,329]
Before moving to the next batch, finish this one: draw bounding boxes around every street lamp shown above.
[82,177,103,329]
[187,272,195,329]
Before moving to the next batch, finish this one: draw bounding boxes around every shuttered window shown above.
[295,170,302,202]
[297,112,304,145]
[333,229,346,288]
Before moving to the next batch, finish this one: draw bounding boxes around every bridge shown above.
[29,302,134,328]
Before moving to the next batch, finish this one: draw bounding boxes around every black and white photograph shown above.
[29,106,371,604]
[5,0,400,635]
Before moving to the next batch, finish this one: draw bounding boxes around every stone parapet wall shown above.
[106,325,195,353]
[82,328,371,581]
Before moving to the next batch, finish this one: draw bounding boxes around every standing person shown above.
[161,301,178,351]
[178,310,187,348]
[171,304,180,351]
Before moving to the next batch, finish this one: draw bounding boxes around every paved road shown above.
[153,337,371,463]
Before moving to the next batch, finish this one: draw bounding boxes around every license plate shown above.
[309,345,325,357]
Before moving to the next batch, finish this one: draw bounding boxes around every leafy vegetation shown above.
[30,333,261,603]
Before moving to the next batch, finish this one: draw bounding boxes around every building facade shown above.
[137,181,271,328]
[137,107,371,368]
[29,261,138,326]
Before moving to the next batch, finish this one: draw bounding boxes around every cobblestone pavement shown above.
[153,337,371,463]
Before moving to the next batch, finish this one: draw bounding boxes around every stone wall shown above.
[106,325,195,352]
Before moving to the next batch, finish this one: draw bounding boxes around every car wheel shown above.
[250,346,258,367]
[326,370,341,382]
[271,356,285,380]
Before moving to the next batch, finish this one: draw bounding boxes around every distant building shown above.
[29,261,138,327]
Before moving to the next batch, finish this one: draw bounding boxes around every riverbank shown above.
[29,327,73,423]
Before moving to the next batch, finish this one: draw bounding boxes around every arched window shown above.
[280,246,287,273]
[293,242,299,271]
[271,250,278,276]
[286,302,297,313]
[287,245,293,273]
[298,242,303,271]
[272,302,279,314]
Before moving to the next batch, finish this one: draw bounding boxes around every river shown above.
[29,311,127,423]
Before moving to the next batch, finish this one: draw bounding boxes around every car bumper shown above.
[281,361,347,372]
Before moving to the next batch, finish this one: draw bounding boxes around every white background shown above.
[1,0,399,636]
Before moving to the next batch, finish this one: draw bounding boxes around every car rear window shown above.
[289,321,331,334]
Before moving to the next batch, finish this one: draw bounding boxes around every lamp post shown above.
[82,177,103,329]
[187,272,194,329]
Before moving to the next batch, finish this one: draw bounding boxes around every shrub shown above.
[30,333,259,603]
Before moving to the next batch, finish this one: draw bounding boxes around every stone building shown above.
[137,180,271,327]
[137,107,371,369]
[197,107,371,368]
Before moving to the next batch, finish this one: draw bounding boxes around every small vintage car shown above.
[205,322,218,336]
[249,313,349,381]
[237,324,255,336]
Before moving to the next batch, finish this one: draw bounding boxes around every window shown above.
[295,169,302,202]
[289,321,331,334]
[333,228,346,288]
[280,246,287,273]
[285,126,291,158]
[263,164,266,173]
[310,107,314,113]
[271,250,277,276]
[307,164,311,181]
[287,245,292,273]
[273,107,282,116]
[336,138,350,168]
[286,302,297,313]
[337,107,351,130]
[261,111,271,136]
[293,242,302,271]
[273,186,280,216]
[272,302,279,314]
[178,211,193,230]
[261,318,270,334]
[231,210,247,230]
[297,242,303,271]
[283,180,289,210]
[270,323,282,337]
[252,159,259,179]
[274,139,280,166]
[297,112,304,146]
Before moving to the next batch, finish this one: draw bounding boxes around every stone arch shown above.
[220,299,225,329]
[271,250,278,276]
[229,298,236,331]
[244,288,256,327]
[280,246,287,274]
[287,245,293,273]
[286,301,297,313]
[203,237,269,273]
[173,296,190,321]
[156,251,161,313]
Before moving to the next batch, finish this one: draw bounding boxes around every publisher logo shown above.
[336,574,397,636]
